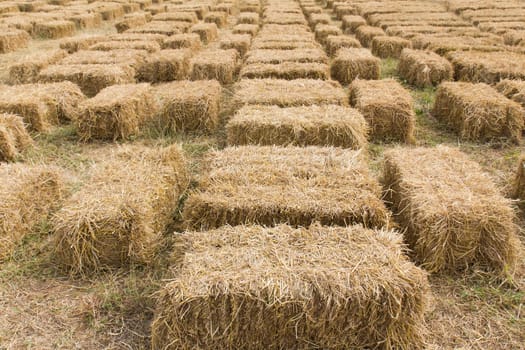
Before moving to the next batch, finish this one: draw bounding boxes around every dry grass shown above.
[136,49,192,82]
[77,83,155,141]
[226,105,368,148]
[52,144,188,274]
[371,35,412,58]
[383,146,522,276]
[496,79,525,112]
[183,146,391,229]
[433,82,523,143]
[513,156,525,204]
[34,20,76,39]
[241,62,329,80]
[162,33,201,50]
[0,29,30,53]
[190,49,239,85]
[108,33,167,44]
[350,79,415,143]
[331,48,381,85]
[68,12,103,30]
[8,48,68,84]
[398,48,453,88]
[0,113,32,162]
[152,224,429,349]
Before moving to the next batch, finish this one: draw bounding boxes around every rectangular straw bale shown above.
[0,164,63,261]
[496,79,525,110]
[68,12,102,30]
[127,21,186,35]
[38,64,136,97]
[97,3,125,20]
[145,4,167,15]
[264,13,307,26]
[412,35,503,55]
[52,144,188,274]
[383,146,521,275]
[355,25,385,47]
[324,35,361,57]
[137,49,191,82]
[349,79,415,143]
[190,22,218,44]
[308,12,330,28]
[433,82,523,143]
[204,11,227,28]
[152,12,198,23]
[211,3,234,14]
[513,156,525,202]
[237,11,259,24]
[0,113,32,162]
[226,105,367,148]
[77,83,154,141]
[153,80,221,133]
[398,48,453,88]
[233,79,347,108]
[371,35,412,58]
[331,48,381,85]
[302,6,323,16]
[115,13,148,32]
[240,62,329,80]
[230,23,258,36]
[152,224,429,350]
[314,24,342,45]
[109,33,167,44]
[183,146,391,229]
[162,33,201,50]
[34,20,75,39]
[8,49,68,84]
[219,34,251,57]
[342,15,366,33]
[59,49,148,69]
[59,35,105,53]
[0,29,30,53]
[335,4,356,19]
[246,48,328,64]
[88,40,160,53]
[190,49,239,85]
[251,38,319,50]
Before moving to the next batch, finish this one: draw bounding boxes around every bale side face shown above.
[34,20,76,39]
[398,48,453,88]
[0,113,32,162]
[0,29,30,53]
[513,156,525,202]
[324,35,361,57]
[371,36,412,58]
[136,49,191,82]
[355,25,385,47]
[219,34,251,57]
[382,146,521,275]
[8,49,68,84]
[88,40,160,53]
[246,48,328,64]
[183,146,391,230]
[232,24,259,36]
[190,23,218,44]
[152,224,429,350]
[162,33,201,50]
[341,15,366,33]
[331,48,381,85]
[190,49,239,85]
[240,62,329,80]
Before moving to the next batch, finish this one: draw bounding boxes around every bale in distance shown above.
[335,4,356,19]
[204,11,228,28]
[127,21,187,36]
[331,48,381,85]
[136,49,192,82]
[88,40,160,53]
[8,49,68,84]
[59,35,104,53]
[342,15,366,33]
[34,20,76,39]
[246,48,328,64]
[162,33,201,51]
[0,113,33,162]
[324,35,361,57]
[109,33,167,44]
[382,146,521,276]
[237,11,259,24]
[68,12,102,30]
[355,25,385,47]
[59,49,148,68]
[240,62,330,80]
[190,23,218,44]
[219,34,251,57]
[398,48,453,88]
[115,13,148,33]
[151,223,429,349]
[232,23,259,36]
[0,29,30,53]
[315,24,342,45]
[190,49,239,85]
[152,12,198,23]
[371,36,412,58]
[308,12,331,28]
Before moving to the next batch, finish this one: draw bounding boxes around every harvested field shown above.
[226,105,367,148]
[8,48,67,84]
[350,79,415,143]
[52,144,188,274]
[324,35,361,57]
[0,164,63,261]
[152,224,429,349]
[183,146,390,229]
[0,113,32,162]
[233,79,348,107]
[0,29,30,53]
[190,23,218,44]
[383,146,522,275]
[154,80,221,133]
[398,49,453,88]
[241,62,329,80]
[34,20,76,39]
[432,82,523,143]
[77,83,154,141]
[190,49,238,85]
[371,36,412,58]
[219,34,251,57]
[331,48,381,85]
[162,33,201,50]
[88,40,160,53]
[136,49,191,82]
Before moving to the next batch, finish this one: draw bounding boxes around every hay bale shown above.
[109,33,167,44]
[496,79,525,110]
[0,113,32,162]
[59,49,147,68]
[97,3,125,20]
[240,62,330,80]
[335,4,356,19]
[183,146,391,229]
[433,82,523,143]
[226,105,367,148]
[38,64,136,97]
[246,48,328,64]
[233,79,347,107]
[219,34,251,57]
[324,35,361,57]
[68,12,102,30]
[447,50,525,84]
[204,11,227,28]
[371,36,412,58]
[115,13,148,33]
[237,11,259,24]
[308,13,330,28]
[59,35,105,53]
[341,15,366,33]
[349,79,415,143]
[190,23,218,44]
[503,30,525,45]
[8,49,68,84]
[34,20,76,39]
[314,24,342,45]
[252,37,319,50]
[355,25,385,47]
[137,49,191,82]
[52,144,188,274]
[383,146,521,275]
[232,23,259,36]
[154,80,221,133]
[211,3,235,15]
[162,33,201,50]
[331,48,381,85]
[127,21,186,35]
[398,49,453,88]
[0,164,63,261]
[152,224,429,349]
[513,156,525,202]
[190,49,239,85]
[152,12,198,23]
[0,29,30,53]
[77,83,154,141]
[88,40,160,53]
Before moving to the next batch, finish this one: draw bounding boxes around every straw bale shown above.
[168,5,207,20]
[38,64,136,97]
[240,62,329,80]
[137,49,191,82]
[67,12,102,30]
[371,36,411,58]
[232,23,259,36]
[251,38,319,50]
[309,13,330,28]
[52,144,188,274]
[127,21,186,35]
[398,49,452,87]
[246,48,328,64]
[496,79,525,110]
[219,34,251,57]
[59,49,147,69]
[259,24,311,36]
[152,223,429,349]
[239,2,260,13]
[59,35,105,53]
[447,51,525,84]
[162,33,201,50]
[383,146,521,275]
[154,80,221,133]
[0,29,30,53]
[204,11,227,28]
[355,25,385,47]
[412,35,503,55]
[97,3,125,20]
[145,4,167,15]
[183,146,391,229]
[264,13,307,26]
[88,40,160,53]
[503,30,525,46]
[324,35,361,57]
[237,11,259,24]
[190,23,218,44]
[226,105,367,148]
[34,20,75,39]
[210,3,234,15]
[342,15,366,33]
[433,82,523,143]
[315,24,342,45]
[0,113,32,162]
[0,164,63,261]
[331,48,380,85]
[8,49,68,84]
[302,5,323,15]
[513,156,525,202]
[115,13,148,33]
[110,33,167,44]
[77,83,154,141]
[335,4,356,19]
[152,12,198,23]
[190,49,239,85]
[233,79,347,108]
